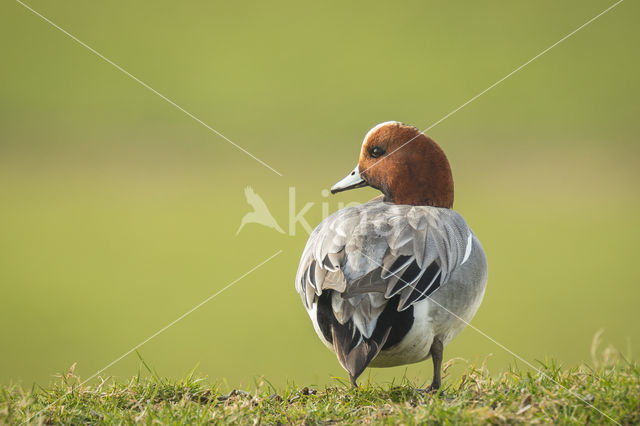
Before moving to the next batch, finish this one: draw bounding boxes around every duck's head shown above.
[331,121,454,208]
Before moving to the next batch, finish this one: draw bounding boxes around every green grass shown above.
[1,0,639,410]
[2,356,638,425]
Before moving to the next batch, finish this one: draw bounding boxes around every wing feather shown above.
[295,199,472,336]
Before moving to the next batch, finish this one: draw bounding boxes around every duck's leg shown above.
[427,337,443,391]
[416,337,444,393]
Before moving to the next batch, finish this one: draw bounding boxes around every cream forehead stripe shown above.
[362,121,402,146]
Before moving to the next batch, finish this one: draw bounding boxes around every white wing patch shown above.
[461,232,473,265]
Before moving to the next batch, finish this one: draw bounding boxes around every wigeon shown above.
[295,121,488,389]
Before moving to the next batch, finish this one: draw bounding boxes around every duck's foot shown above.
[388,385,439,394]
[417,384,441,395]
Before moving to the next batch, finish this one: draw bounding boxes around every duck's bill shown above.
[330,165,368,194]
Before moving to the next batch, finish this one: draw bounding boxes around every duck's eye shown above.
[370,146,385,158]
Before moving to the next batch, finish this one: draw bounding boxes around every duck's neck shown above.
[383,142,454,208]
[384,188,454,207]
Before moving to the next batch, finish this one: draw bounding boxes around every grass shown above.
[2,354,638,425]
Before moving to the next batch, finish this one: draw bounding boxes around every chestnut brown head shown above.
[331,122,454,207]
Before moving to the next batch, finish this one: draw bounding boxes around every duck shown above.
[295,121,488,389]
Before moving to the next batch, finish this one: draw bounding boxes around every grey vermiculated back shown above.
[295,197,473,338]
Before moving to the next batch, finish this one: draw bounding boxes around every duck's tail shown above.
[316,291,393,386]
[331,325,391,387]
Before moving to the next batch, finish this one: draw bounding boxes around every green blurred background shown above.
[1,0,638,389]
